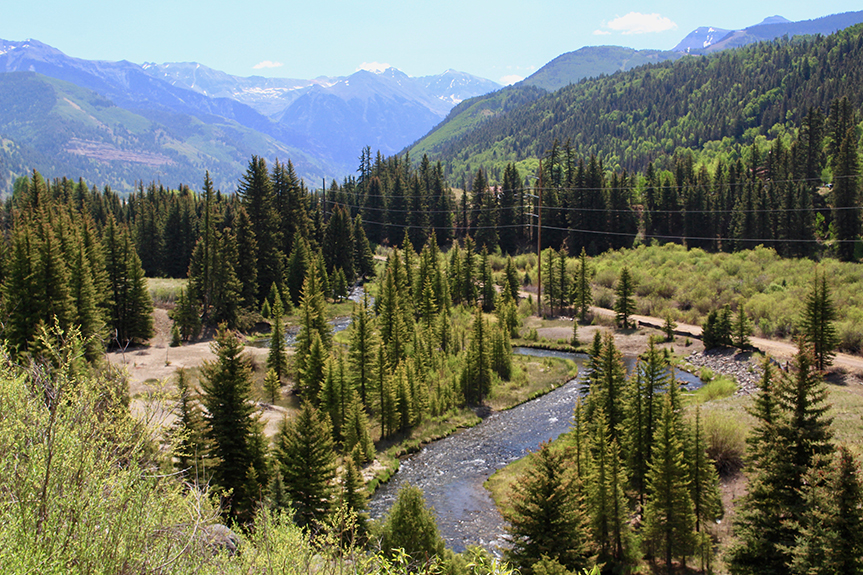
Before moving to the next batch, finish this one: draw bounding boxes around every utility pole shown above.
[537,163,543,319]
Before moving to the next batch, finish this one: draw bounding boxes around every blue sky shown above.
[3,1,861,84]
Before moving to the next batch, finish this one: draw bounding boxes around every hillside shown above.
[701,10,863,53]
[0,72,327,192]
[0,38,501,192]
[522,45,683,92]
[408,24,863,183]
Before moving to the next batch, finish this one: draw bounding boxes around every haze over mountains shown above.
[0,9,861,194]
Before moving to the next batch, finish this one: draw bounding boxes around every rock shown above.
[199,523,240,556]
[684,348,764,395]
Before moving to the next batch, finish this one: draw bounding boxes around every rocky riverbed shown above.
[683,348,765,395]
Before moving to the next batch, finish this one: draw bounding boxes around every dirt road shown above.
[590,306,863,374]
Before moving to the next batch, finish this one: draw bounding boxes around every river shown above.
[368,347,702,553]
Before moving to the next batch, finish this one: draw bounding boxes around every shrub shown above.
[702,411,748,476]
[693,376,737,403]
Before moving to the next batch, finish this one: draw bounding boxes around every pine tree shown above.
[462,305,492,404]
[294,265,332,396]
[67,229,106,359]
[263,368,280,405]
[501,255,520,302]
[792,446,863,575]
[199,326,265,521]
[643,394,697,573]
[342,392,375,462]
[588,333,626,443]
[318,354,349,442]
[171,369,206,480]
[614,266,636,329]
[353,214,375,280]
[799,270,839,371]
[504,441,591,575]
[733,299,752,349]
[480,247,496,312]
[238,155,283,303]
[173,288,201,341]
[286,233,311,307]
[625,338,668,506]
[274,401,337,529]
[209,229,242,329]
[728,346,834,575]
[832,125,860,262]
[103,218,154,346]
[348,294,377,408]
[689,408,723,572]
[587,412,631,569]
[379,485,446,564]
[267,288,288,381]
[340,452,370,543]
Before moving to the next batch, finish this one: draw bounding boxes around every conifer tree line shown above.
[504,334,724,574]
[305,96,861,263]
[0,171,153,356]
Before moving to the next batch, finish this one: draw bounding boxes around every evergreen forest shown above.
[1,22,863,575]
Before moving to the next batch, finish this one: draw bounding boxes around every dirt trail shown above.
[590,306,863,374]
[107,308,284,436]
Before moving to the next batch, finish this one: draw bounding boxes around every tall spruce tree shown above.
[504,441,591,575]
[587,411,632,569]
[348,293,377,408]
[799,270,838,371]
[791,445,863,575]
[643,394,697,573]
[728,346,834,575]
[614,266,636,329]
[200,326,266,521]
[103,217,153,346]
[237,155,283,303]
[267,287,288,382]
[625,338,668,506]
[274,401,337,529]
[170,369,206,480]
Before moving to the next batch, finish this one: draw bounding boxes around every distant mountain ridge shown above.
[673,10,863,54]
[0,38,501,192]
[521,46,683,92]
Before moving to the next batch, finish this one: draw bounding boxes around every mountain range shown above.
[1,9,862,194]
[0,39,499,192]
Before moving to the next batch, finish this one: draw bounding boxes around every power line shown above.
[329,212,853,244]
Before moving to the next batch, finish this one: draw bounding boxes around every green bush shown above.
[702,410,748,476]
[693,375,737,403]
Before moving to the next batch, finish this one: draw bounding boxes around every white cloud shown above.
[357,61,390,73]
[253,60,283,69]
[602,12,677,35]
[500,74,523,85]
[593,29,612,36]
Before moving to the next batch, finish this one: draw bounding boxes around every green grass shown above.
[690,375,738,405]
[487,355,577,411]
[147,277,185,305]
[484,452,534,519]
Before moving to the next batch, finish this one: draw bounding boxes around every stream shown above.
[368,347,702,553]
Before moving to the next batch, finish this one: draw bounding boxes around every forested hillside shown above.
[411,24,863,184]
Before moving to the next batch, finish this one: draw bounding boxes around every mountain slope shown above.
[522,46,683,92]
[407,24,863,183]
[685,10,863,53]
[0,38,502,188]
[0,71,328,193]
[141,61,316,117]
[672,26,732,53]
[146,62,502,169]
